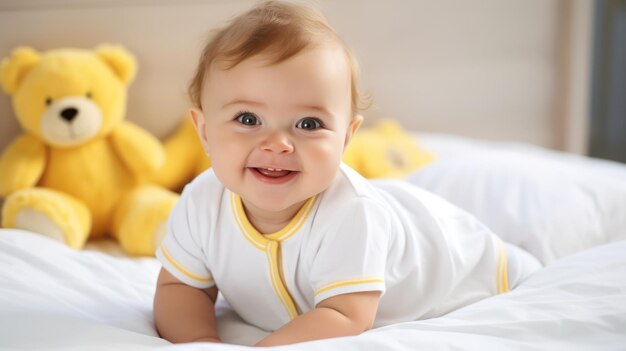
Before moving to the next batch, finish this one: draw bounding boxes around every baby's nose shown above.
[261,132,294,154]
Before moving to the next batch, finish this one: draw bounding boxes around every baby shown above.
[153,1,541,346]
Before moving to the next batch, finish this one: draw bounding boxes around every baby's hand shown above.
[154,268,221,344]
[255,291,381,346]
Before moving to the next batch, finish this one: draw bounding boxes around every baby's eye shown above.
[296,117,322,130]
[236,112,260,126]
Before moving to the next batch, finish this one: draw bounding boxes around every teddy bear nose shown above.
[60,107,78,122]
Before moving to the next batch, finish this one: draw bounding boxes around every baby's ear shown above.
[189,108,211,157]
[1,47,41,95]
[344,114,364,149]
[96,44,137,85]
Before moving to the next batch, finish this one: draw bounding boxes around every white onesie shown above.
[157,164,515,331]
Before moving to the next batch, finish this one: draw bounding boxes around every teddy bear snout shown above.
[40,96,103,147]
[60,107,79,123]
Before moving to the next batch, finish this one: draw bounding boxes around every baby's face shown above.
[192,45,360,214]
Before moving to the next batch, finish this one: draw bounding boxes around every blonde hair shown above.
[188,1,366,117]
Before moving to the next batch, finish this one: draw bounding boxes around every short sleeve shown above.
[309,198,390,305]
[155,184,215,289]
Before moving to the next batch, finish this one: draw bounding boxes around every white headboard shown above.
[0,0,592,153]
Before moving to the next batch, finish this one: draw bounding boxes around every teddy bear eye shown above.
[45,97,53,106]
[86,91,92,99]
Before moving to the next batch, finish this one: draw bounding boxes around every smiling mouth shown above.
[249,167,299,184]
[256,167,292,177]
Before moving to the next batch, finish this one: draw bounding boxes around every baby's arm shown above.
[255,291,381,347]
[153,268,221,343]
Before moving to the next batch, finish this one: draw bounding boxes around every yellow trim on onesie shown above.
[267,242,299,319]
[314,276,385,297]
[160,244,214,283]
[496,238,509,294]
[230,192,318,320]
[230,194,265,250]
[230,193,317,248]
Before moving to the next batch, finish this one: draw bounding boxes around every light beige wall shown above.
[0,0,590,152]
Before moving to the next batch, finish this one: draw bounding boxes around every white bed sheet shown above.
[1,229,625,350]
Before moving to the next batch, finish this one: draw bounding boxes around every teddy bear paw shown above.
[1,188,91,249]
[113,185,178,256]
[14,208,66,244]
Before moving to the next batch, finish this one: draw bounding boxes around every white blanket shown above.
[1,229,625,350]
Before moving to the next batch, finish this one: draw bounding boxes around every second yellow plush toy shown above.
[151,112,211,193]
[0,45,178,256]
[343,119,434,179]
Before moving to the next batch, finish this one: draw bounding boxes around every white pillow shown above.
[406,147,626,263]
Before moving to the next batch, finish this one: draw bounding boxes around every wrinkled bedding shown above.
[0,230,624,350]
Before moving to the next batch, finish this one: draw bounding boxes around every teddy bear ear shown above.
[95,44,137,85]
[1,47,41,95]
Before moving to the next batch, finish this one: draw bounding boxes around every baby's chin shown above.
[245,194,310,214]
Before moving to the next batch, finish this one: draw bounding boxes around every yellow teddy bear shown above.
[0,45,178,256]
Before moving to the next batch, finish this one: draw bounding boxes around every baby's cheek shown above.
[305,140,344,175]
[317,139,345,162]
